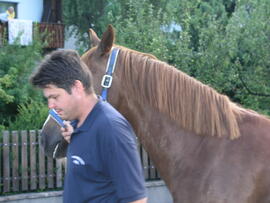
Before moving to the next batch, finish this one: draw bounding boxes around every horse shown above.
[40,25,270,203]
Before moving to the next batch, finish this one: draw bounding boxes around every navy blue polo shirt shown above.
[63,99,146,203]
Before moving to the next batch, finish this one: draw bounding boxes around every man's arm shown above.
[129,197,147,203]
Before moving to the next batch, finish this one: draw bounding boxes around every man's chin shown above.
[61,115,71,121]
[58,114,66,120]
[61,116,67,121]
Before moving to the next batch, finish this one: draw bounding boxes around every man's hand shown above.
[129,197,147,203]
[61,121,74,143]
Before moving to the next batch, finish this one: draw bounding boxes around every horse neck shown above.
[115,95,207,186]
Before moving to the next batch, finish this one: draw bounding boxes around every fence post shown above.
[56,159,63,188]
[149,159,156,179]
[12,131,19,192]
[141,146,149,180]
[30,130,37,190]
[21,130,28,191]
[47,156,54,188]
[38,130,46,190]
[3,131,10,193]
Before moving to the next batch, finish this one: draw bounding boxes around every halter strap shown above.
[100,47,120,100]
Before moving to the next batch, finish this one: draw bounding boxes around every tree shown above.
[0,32,45,127]
[63,0,174,47]
[224,0,270,112]
[63,0,270,115]
[63,0,112,46]
[173,0,270,114]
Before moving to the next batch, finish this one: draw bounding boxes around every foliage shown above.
[107,0,171,61]
[225,0,270,112]
[172,0,270,114]
[62,0,174,47]
[63,0,112,46]
[7,99,48,130]
[0,28,45,127]
[60,0,270,116]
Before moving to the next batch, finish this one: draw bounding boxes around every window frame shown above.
[0,1,18,18]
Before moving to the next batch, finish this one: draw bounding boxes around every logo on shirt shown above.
[71,155,85,165]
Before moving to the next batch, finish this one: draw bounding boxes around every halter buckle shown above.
[101,74,113,88]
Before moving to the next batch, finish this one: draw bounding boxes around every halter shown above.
[100,47,120,100]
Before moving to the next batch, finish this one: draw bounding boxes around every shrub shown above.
[7,99,48,130]
[0,27,46,128]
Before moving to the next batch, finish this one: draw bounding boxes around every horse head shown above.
[81,25,124,108]
[40,113,68,158]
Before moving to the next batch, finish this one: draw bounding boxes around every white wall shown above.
[0,0,43,22]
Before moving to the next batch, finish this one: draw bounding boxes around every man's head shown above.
[30,50,95,120]
[30,49,94,94]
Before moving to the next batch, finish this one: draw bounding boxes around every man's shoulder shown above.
[95,101,135,138]
[97,100,127,123]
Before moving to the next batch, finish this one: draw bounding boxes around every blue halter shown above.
[100,47,120,101]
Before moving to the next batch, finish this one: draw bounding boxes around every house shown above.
[0,0,64,49]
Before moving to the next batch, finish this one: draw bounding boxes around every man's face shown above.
[43,84,77,121]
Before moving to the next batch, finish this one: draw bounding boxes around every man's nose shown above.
[48,100,55,109]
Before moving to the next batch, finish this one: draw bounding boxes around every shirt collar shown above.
[72,96,103,133]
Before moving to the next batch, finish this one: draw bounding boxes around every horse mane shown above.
[118,47,242,139]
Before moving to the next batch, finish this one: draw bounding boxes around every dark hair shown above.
[30,49,94,94]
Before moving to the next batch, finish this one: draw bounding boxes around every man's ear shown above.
[96,24,115,55]
[89,29,100,48]
[72,80,84,94]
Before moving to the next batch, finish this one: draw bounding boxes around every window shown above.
[0,1,17,17]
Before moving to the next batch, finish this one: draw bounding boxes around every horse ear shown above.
[89,28,100,48]
[97,24,115,55]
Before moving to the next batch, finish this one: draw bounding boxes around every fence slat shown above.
[30,130,37,190]
[21,131,28,191]
[149,159,156,179]
[38,130,45,190]
[141,146,149,180]
[47,157,54,188]
[3,131,10,193]
[12,131,19,192]
[56,159,63,188]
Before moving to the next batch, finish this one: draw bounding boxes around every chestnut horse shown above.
[41,25,270,203]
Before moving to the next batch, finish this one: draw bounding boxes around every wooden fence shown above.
[0,130,160,195]
[0,22,64,49]
[38,23,65,49]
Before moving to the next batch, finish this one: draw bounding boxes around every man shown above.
[30,50,147,203]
